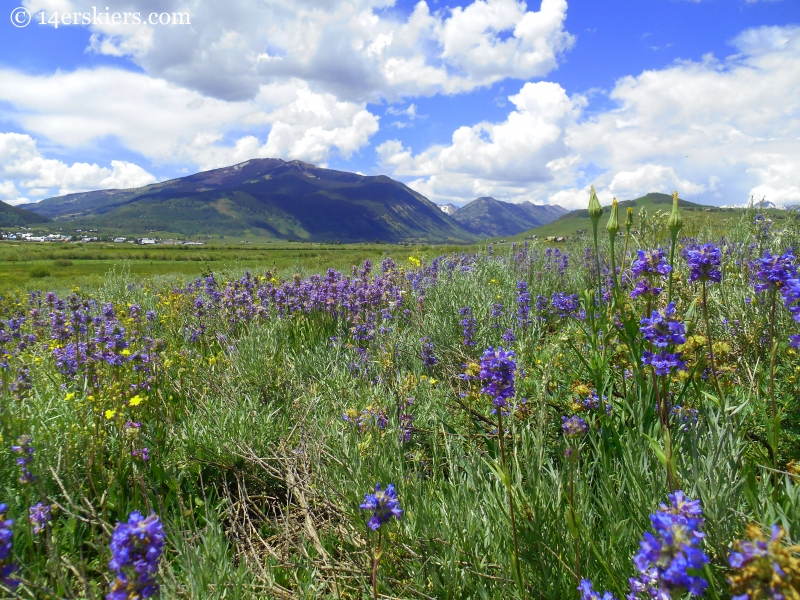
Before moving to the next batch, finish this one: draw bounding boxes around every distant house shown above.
[113,237,126,243]
[137,238,156,245]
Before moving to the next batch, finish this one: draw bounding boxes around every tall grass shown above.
[1,208,799,598]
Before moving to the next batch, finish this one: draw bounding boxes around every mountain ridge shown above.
[0,200,51,227]
[28,159,477,243]
[451,196,567,237]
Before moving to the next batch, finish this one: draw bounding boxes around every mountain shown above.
[450,197,567,237]
[28,159,476,243]
[511,192,720,239]
[0,200,50,227]
[439,203,460,216]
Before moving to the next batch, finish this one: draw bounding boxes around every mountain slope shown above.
[0,201,50,227]
[29,159,476,243]
[513,192,718,239]
[451,197,567,237]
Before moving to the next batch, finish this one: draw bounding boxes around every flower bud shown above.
[588,186,603,223]
[669,191,683,235]
[606,198,620,236]
[626,207,633,232]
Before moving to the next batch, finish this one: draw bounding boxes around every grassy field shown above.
[1,202,800,599]
[509,196,795,241]
[0,241,475,292]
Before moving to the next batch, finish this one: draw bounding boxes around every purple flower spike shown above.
[107,511,165,600]
[562,415,588,438]
[360,484,402,530]
[478,347,516,408]
[640,303,686,348]
[684,243,722,284]
[579,579,616,600]
[0,503,19,589]
[629,491,708,599]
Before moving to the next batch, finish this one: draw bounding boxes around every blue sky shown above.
[0,0,798,208]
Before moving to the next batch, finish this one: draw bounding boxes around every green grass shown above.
[0,241,476,291]
[1,205,800,599]
[507,194,796,241]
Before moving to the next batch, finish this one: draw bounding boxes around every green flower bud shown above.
[669,191,683,235]
[588,186,603,223]
[606,198,620,236]
[625,207,633,232]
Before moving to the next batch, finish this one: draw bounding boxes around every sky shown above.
[0,0,798,209]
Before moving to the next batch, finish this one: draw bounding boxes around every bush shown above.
[53,259,73,267]
[29,266,51,278]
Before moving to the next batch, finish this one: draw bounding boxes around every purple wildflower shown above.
[751,250,796,294]
[642,351,687,376]
[459,306,476,347]
[579,579,616,600]
[29,503,51,535]
[552,292,580,317]
[478,347,516,407]
[628,491,708,599]
[0,503,18,589]
[640,303,686,348]
[517,281,531,329]
[107,511,165,600]
[360,484,402,530]
[685,243,722,284]
[728,523,800,600]
[11,435,35,485]
[631,249,672,279]
[562,415,588,438]
[420,337,438,368]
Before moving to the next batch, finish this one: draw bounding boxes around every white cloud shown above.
[0,70,379,171]
[23,0,573,101]
[377,81,583,203]
[607,165,706,197]
[377,24,800,209]
[0,133,156,201]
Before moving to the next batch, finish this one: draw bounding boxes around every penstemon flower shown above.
[0,503,18,589]
[360,484,402,530]
[684,243,722,284]
[478,347,516,408]
[628,491,708,599]
[107,511,165,600]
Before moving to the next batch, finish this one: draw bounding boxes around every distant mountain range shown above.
[450,197,567,237]
[0,200,50,227]
[26,160,568,242]
[29,159,473,243]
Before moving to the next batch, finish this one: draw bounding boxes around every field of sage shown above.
[1,192,799,599]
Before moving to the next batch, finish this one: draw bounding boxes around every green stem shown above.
[498,410,523,590]
[701,281,725,408]
[609,237,619,292]
[768,291,780,494]
[668,237,677,305]
[569,454,580,582]
[372,528,382,600]
[592,222,602,307]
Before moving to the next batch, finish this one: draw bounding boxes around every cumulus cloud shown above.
[377,24,800,208]
[568,25,800,205]
[0,133,156,203]
[0,70,379,171]
[23,0,574,101]
[378,81,583,203]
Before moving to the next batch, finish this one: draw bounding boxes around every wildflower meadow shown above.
[1,191,800,599]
